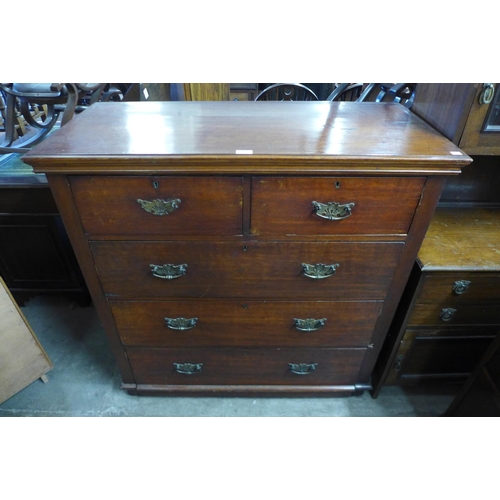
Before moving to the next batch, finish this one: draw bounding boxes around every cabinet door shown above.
[459,83,500,154]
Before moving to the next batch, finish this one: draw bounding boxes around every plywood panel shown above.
[0,277,52,403]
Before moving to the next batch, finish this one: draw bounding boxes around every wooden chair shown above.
[356,83,416,108]
[255,83,319,101]
[326,83,363,101]
[0,83,104,153]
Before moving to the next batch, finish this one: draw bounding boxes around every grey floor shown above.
[0,295,460,417]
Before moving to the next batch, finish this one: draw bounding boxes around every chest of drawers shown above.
[23,101,470,396]
[373,207,500,392]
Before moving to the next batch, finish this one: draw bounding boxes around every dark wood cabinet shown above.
[373,83,500,397]
[411,83,500,155]
[23,101,469,396]
[0,156,90,306]
[444,329,500,416]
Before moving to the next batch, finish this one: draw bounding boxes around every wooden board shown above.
[0,277,52,404]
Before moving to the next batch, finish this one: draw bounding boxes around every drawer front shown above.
[69,176,243,237]
[386,328,495,384]
[251,177,425,236]
[111,300,382,348]
[92,241,403,300]
[126,347,367,386]
[418,273,500,304]
[409,303,500,327]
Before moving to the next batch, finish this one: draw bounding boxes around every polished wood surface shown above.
[24,102,470,173]
[70,175,243,237]
[411,83,477,144]
[126,347,366,386]
[22,102,470,396]
[111,300,382,348]
[251,176,425,236]
[412,83,500,155]
[91,241,403,300]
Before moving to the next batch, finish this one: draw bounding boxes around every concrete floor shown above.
[0,295,460,417]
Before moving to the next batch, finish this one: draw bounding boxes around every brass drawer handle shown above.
[440,308,457,322]
[137,198,181,216]
[294,318,327,331]
[289,363,318,375]
[452,280,471,295]
[165,317,198,330]
[479,83,495,105]
[150,263,187,280]
[173,362,203,374]
[302,263,339,279]
[312,201,354,220]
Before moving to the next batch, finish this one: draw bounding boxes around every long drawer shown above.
[251,176,425,236]
[92,241,403,299]
[69,176,244,237]
[111,300,382,347]
[126,347,367,386]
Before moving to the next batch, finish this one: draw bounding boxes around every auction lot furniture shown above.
[23,101,470,396]
[372,84,500,396]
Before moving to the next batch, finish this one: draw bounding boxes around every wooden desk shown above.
[22,101,470,396]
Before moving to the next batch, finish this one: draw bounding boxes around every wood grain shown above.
[111,299,382,348]
[91,240,403,300]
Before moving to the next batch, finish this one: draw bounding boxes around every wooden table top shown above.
[23,101,471,175]
[418,207,500,271]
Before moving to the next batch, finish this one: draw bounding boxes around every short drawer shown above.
[417,273,500,304]
[111,300,382,348]
[69,176,243,237]
[408,303,500,327]
[126,347,367,386]
[251,176,425,236]
[92,240,403,300]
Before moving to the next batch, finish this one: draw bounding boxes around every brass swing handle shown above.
[312,201,354,220]
[440,308,457,322]
[173,362,203,374]
[137,198,181,216]
[294,318,327,331]
[289,363,318,375]
[150,263,187,280]
[302,263,339,279]
[165,317,198,330]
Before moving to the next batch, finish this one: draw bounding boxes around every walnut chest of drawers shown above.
[23,101,471,396]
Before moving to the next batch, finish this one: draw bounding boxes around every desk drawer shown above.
[126,347,367,386]
[251,177,425,236]
[92,240,403,300]
[417,273,500,304]
[70,176,243,237]
[409,303,500,327]
[111,300,381,348]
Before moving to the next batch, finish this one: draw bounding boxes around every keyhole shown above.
[153,181,159,189]
[335,181,341,189]
[243,246,248,252]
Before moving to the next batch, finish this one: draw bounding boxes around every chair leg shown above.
[0,92,19,147]
[60,83,78,126]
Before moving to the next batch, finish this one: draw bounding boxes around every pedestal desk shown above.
[23,101,471,396]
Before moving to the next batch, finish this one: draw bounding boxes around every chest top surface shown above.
[23,101,471,175]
